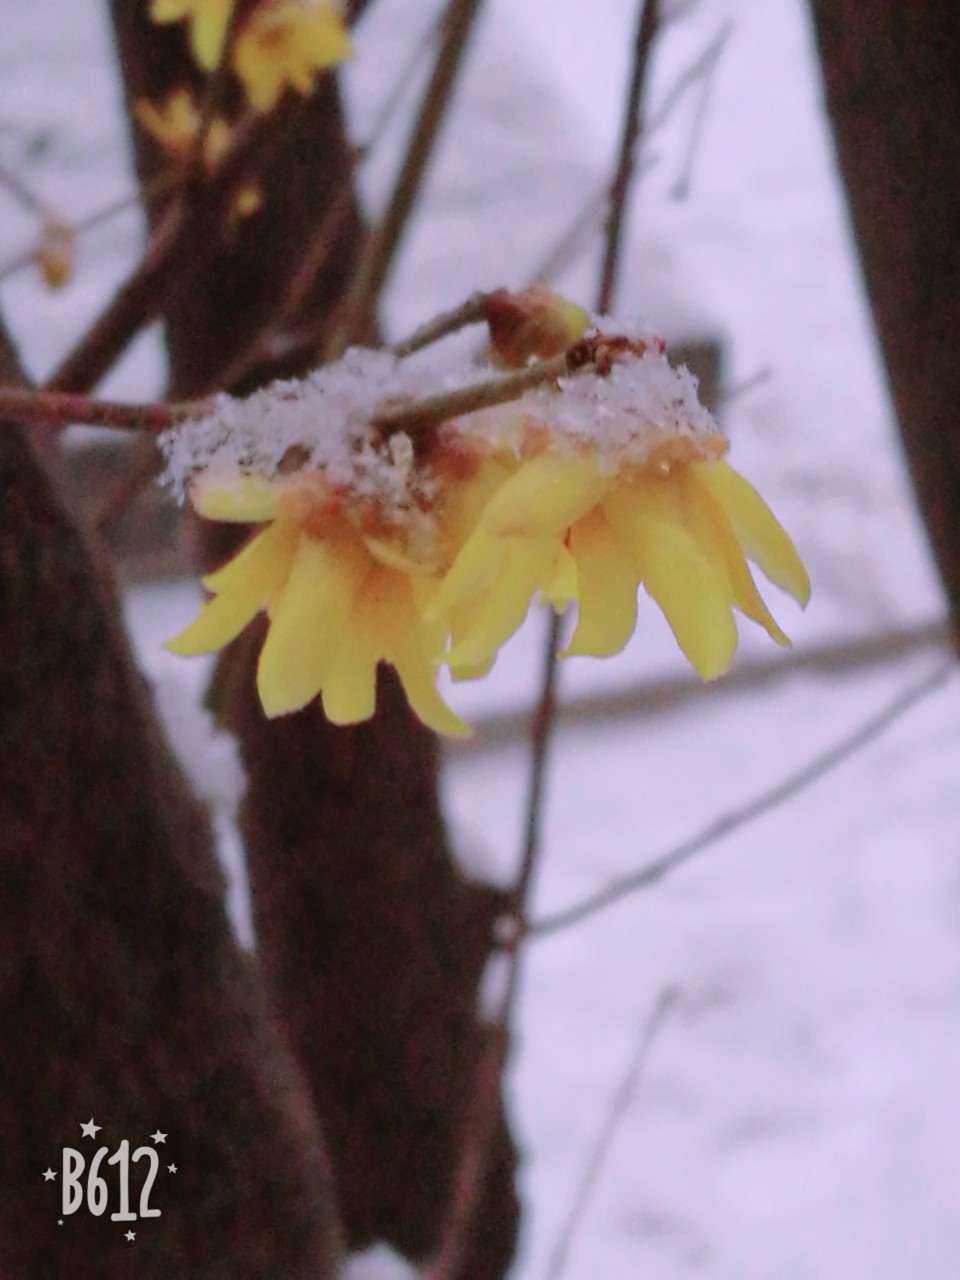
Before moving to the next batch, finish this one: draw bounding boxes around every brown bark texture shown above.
[108,0,520,1272]
[808,4,960,622]
[0,328,341,1277]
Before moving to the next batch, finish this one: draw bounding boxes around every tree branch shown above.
[529,661,953,940]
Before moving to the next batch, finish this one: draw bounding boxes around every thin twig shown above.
[327,0,487,356]
[668,20,724,200]
[421,612,565,1280]
[541,986,681,1280]
[390,290,493,357]
[719,365,771,405]
[0,159,47,215]
[597,0,661,313]
[373,349,570,433]
[0,386,208,433]
[529,660,954,940]
[531,20,726,289]
[445,618,949,758]
[0,174,179,287]
[46,107,274,395]
[645,20,732,135]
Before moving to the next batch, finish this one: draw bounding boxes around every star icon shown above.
[125,1230,136,1242]
[42,1168,57,1182]
[150,1130,167,1145]
[168,1163,177,1174]
[80,1119,101,1140]
[58,1219,64,1227]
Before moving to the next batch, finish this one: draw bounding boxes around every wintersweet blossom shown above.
[163,332,809,733]
[150,0,232,70]
[134,88,262,215]
[149,0,351,112]
[234,0,351,112]
[166,468,470,735]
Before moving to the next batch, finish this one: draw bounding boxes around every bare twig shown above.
[532,20,727,289]
[529,660,954,940]
[46,107,274,395]
[645,20,732,136]
[0,386,208,433]
[719,365,771,405]
[446,618,950,758]
[668,21,725,200]
[373,348,570,433]
[391,290,494,357]
[421,612,565,1280]
[0,174,179,287]
[0,159,47,215]
[541,986,681,1280]
[327,0,487,356]
[597,0,661,313]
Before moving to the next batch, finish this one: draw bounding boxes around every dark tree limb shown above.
[0,323,341,1277]
[808,3,960,629]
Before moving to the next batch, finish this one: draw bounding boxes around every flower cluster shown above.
[164,326,809,736]
[134,89,262,216]
[149,0,351,113]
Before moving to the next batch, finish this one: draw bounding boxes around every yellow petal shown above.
[447,596,497,681]
[200,511,299,593]
[539,542,578,609]
[695,460,811,606]
[191,473,285,522]
[425,525,505,623]
[319,628,379,726]
[150,0,191,21]
[191,0,232,68]
[300,7,352,65]
[605,474,738,679]
[564,507,639,657]
[166,517,298,655]
[357,569,470,736]
[256,532,366,716]
[681,468,790,646]
[443,536,556,671]
[480,453,610,538]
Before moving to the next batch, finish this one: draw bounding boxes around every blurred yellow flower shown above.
[150,0,232,70]
[235,0,352,112]
[134,88,262,214]
[166,472,470,736]
[149,0,351,112]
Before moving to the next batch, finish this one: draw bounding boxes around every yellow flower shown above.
[428,439,810,682]
[149,0,351,112]
[134,88,262,215]
[233,0,352,112]
[162,331,810,735]
[150,0,232,70]
[166,472,470,737]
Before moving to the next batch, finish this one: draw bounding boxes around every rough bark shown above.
[108,1,520,1272]
[0,327,340,1277]
[808,4,960,623]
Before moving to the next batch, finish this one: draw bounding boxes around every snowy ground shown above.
[4,0,960,1276]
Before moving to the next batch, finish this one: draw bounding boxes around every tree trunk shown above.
[108,2,520,1271]
[0,326,341,1277]
[808,3,960,623]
